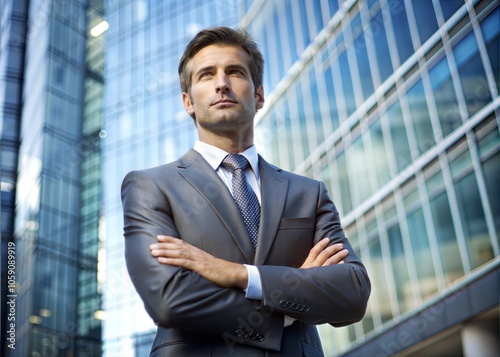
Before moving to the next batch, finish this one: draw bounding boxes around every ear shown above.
[182,92,195,118]
[255,85,265,110]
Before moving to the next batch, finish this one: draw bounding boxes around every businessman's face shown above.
[182,45,264,138]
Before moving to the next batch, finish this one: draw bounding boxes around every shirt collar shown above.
[193,140,260,179]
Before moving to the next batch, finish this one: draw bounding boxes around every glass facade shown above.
[0,0,26,353]
[247,0,499,355]
[0,0,104,356]
[100,0,499,356]
[101,0,246,355]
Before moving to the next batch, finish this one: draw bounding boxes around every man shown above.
[122,27,370,356]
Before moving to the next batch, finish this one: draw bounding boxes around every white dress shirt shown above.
[193,140,263,300]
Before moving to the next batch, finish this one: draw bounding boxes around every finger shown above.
[310,243,342,267]
[150,242,180,251]
[323,249,349,266]
[306,238,330,260]
[157,235,181,243]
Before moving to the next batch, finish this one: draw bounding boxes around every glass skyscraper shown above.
[4,0,497,356]
[0,0,104,356]
[247,1,499,355]
[102,0,498,356]
[100,0,499,356]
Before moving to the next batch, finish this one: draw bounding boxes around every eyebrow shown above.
[193,64,250,78]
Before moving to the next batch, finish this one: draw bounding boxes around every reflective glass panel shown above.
[481,152,500,241]
[338,52,357,117]
[480,8,500,93]
[348,134,371,205]
[369,237,393,323]
[337,151,353,214]
[439,0,464,21]
[428,189,464,283]
[388,224,412,313]
[407,208,438,299]
[370,9,393,83]
[428,57,461,136]
[369,118,391,189]
[453,32,492,117]
[308,66,325,144]
[390,0,414,64]
[385,101,412,172]
[353,32,375,100]
[454,171,492,269]
[406,80,435,154]
[323,63,340,132]
[411,0,439,44]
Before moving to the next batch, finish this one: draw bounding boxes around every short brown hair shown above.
[178,27,264,94]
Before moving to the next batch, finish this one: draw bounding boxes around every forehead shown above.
[188,45,251,72]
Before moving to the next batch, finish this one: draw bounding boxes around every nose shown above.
[215,72,230,93]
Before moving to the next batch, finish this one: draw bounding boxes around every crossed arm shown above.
[150,235,349,290]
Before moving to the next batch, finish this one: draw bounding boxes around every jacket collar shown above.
[177,150,288,264]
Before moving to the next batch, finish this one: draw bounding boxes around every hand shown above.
[300,238,348,269]
[150,235,248,289]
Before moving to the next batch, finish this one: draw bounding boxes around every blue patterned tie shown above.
[221,154,260,249]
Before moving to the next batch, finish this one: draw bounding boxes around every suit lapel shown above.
[177,150,255,262]
[254,156,288,265]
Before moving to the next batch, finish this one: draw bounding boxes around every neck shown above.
[197,124,254,153]
[198,131,253,154]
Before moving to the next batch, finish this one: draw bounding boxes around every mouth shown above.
[211,98,237,106]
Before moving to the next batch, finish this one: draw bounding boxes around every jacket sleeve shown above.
[121,170,284,351]
[257,182,371,327]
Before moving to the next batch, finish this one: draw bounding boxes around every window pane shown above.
[481,152,500,241]
[428,57,461,136]
[388,224,412,312]
[429,190,464,283]
[411,0,439,44]
[370,119,390,188]
[307,66,325,143]
[385,101,412,172]
[348,135,371,205]
[352,32,374,100]
[480,8,500,93]
[338,52,356,117]
[369,238,393,323]
[371,10,393,83]
[390,0,414,64]
[406,80,435,154]
[407,208,438,299]
[323,63,340,131]
[337,151,352,213]
[453,32,492,117]
[454,172,492,269]
[439,0,464,21]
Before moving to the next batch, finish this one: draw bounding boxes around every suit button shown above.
[280,300,287,308]
[257,333,265,342]
[249,332,257,340]
[297,304,304,311]
[304,305,310,312]
[241,331,249,339]
[291,303,298,310]
[286,301,293,309]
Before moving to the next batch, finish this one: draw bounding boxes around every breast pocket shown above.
[278,217,315,230]
[265,218,315,267]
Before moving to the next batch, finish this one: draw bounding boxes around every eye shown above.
[228,68,245,76]
[199,72,212,79]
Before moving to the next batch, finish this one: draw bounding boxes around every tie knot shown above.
[222,154,249,171]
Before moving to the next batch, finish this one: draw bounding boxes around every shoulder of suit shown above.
[260,157,321,185]
[124,150,196,180]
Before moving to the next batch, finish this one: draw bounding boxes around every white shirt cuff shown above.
[243,264,263,300]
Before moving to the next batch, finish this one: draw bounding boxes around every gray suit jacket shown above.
[121,149,370,356]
